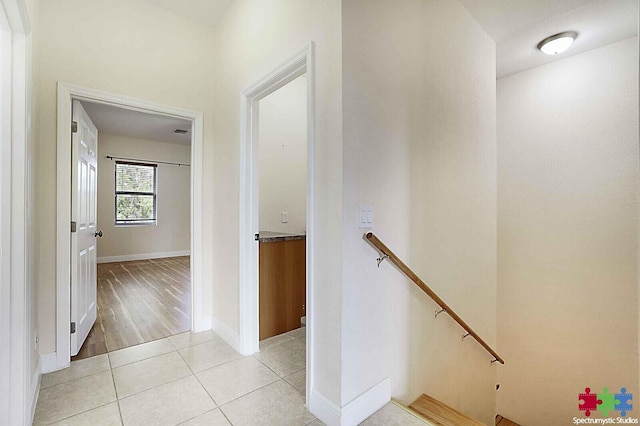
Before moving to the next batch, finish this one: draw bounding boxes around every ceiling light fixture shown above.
[537,31,577,55]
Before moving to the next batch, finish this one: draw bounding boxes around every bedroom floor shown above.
[73,256,191,361]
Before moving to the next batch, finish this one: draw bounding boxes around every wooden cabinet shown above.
[259,238,306,340]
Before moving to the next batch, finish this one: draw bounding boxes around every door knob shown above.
[95,230,103,238]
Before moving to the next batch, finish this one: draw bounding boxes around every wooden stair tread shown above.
[495,414,520,426]
[408,394,486,426]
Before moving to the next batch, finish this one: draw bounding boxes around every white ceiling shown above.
[141,0,233,27]
[81,101,192,145]
[136,0,637,79]
[459,0,638,77]
[72,2,636,152]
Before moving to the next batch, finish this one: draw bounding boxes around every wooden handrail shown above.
[364,232,505,365]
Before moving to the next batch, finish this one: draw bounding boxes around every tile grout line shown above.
[107,352,126,426]
[36,364,118,424]
[218,377,288,411]
[42,331,310,425]
[178,347,300,422]
[169,332,223,352]
[174,342,235,425]
[212,378,315,425]
[35,401,116,425]
[254,339,306,379]
[39,364,111,391]
[115,362,196,402]
[109,342,177,369]
[112,353,195,400]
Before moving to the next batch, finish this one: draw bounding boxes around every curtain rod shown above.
[106,155,190,167]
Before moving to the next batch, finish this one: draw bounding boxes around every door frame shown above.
[55,82,205,370]
[238,42,315,403]
[0,0,32,423]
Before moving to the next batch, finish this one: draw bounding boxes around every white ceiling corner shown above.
[459,0,638,78]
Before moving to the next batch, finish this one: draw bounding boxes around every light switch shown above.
[281,211,288,223]
[358,205,374,228]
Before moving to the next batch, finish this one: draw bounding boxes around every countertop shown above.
[257,231,306,243]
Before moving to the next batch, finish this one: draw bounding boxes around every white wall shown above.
[209,0,343,412]
[96,133,191,262]
[259,76,307,235]
[26,0,40,417]
[36,0,216,357]
[0,0,39,422]
[34,0,344,416]
[497,37,639,425]
[342,0,497,423]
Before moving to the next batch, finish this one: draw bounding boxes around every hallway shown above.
[34,325,424,425]
[35,328,315,425]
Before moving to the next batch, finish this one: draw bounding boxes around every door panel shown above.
[71,100,98,356]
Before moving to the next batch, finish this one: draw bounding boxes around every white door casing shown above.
[55,82,205,371]
[70,100,98,356]
[239,42,315,406]
[0,0,32,423]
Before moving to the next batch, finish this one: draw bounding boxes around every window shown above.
[115,161,157,225]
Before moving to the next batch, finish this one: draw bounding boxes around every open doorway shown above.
[70,101,193,360]
[238,43,315,404]
[256,75,307,342]
[54,83,205,371]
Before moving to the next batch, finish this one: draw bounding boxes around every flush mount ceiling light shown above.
[537,31,578,55]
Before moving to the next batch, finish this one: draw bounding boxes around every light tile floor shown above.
[34,326,422,425]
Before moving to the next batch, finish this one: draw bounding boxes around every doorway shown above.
[238,43,315,405]
[54,83,205,370]
[69,100,194,360]
[257,75,308,341]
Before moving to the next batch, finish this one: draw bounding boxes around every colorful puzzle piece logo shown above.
[598,388,615,417]
[616,388,633,417]
[579,388,601,417]
[579,387,633,417]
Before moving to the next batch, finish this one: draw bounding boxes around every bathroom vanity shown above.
[258,232,306,340]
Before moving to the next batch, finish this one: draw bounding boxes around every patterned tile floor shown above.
[34,326,424,425]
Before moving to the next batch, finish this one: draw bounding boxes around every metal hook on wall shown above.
[376,253,389,267]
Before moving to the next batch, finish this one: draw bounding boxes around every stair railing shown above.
[364,232,505,365]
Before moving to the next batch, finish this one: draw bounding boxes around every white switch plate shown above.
[281,211,288,223]
[358,204,374,228]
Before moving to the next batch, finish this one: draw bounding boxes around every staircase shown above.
[407,394,486,425]
[385,393,520,426]
[495,415,520,426]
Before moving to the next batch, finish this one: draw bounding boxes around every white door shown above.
[70,100,99,356]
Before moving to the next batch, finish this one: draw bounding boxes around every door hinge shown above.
[71,121,78,133]
[70,322,76,334]
[71,221,77,233]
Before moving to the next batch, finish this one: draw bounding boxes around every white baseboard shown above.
[341,378,390,425]
[211,317,241,353]
[30,356,42,424]
[193,315,212,333]
[309,378,390,426]
[40,352,58,374]
[97,250,190,264]
[309,388,341,426]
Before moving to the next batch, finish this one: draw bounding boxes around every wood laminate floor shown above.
[72,256,191,361]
